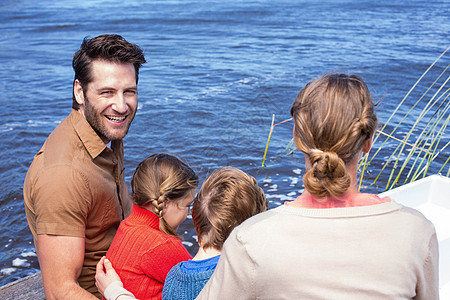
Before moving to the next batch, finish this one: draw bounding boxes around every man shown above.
[23,34,146,299]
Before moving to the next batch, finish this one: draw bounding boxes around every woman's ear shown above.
[293,126,301,150]
[362,137,373,153]
[304,153,313,170]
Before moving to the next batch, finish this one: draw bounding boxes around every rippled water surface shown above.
[0,0,449,286]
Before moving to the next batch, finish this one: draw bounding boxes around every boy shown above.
[162,166,267,300]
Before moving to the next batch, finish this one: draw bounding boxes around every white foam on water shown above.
[3,122,24,128]
[268,199,282,206]
[21,251,37,257]
[237,78,250,84]
[263,178,272,183]
[26,120,53,127]
[182,241,193,247]
[265,193,295,201]
[293,168,301,175]
[12,258,30,268]
[287,191,297,197]
[1,268,16,276]
[267,184,278,192]
[0,127,13,133]
[289,177,299,186]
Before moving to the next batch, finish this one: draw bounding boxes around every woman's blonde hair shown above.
[192,167,267,250]
[290,73,377,199]
[131,153,198,239]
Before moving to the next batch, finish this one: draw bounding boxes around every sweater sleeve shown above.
[141,238,192,283]
[104,281,138,300]
[414,231,439,300]
[196,228,255,299]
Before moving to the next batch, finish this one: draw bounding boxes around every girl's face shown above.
[163,189,196,231]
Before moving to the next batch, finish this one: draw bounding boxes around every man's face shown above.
[75,60,138,143]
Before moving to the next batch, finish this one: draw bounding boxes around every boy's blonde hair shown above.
[193,167,267,250]
[131,153,198,239]
[290,73,378,199]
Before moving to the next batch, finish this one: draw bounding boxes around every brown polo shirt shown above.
[23,109,132,297]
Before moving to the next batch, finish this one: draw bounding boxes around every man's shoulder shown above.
[39,114,85,167]
[46,114,77,145]
[25,114,89,190]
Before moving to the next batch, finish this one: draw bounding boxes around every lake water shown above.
[0,0,449,287]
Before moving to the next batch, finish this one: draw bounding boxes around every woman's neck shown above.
[192,246,221,261]
[288,192,388,209]
[293,152,362,206]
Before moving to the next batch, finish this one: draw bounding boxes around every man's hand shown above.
[37,234,98,300]
[95,256,122,297]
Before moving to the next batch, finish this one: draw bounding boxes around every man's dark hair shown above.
[72,34,146,110]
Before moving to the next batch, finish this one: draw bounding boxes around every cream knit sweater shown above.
[197,201,439,299]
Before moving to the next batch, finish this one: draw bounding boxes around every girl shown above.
[104,153,198,300]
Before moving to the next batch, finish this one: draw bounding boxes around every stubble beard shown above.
[83,96,135,142]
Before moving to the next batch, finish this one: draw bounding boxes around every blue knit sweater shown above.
[162,256,220,300]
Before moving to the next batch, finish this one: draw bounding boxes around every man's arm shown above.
[37,234,98,300]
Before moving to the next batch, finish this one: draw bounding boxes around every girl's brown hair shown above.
[290,73,377,199]
[192,167,267,250]
[131,153,198,239]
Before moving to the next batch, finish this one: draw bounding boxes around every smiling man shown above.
[23,34,146,299]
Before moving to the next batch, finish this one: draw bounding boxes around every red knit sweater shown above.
[106,205,192,300]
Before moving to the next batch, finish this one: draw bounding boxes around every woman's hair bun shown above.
[303,149,351,198]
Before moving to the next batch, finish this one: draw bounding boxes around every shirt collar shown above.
[70,109,108,159]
